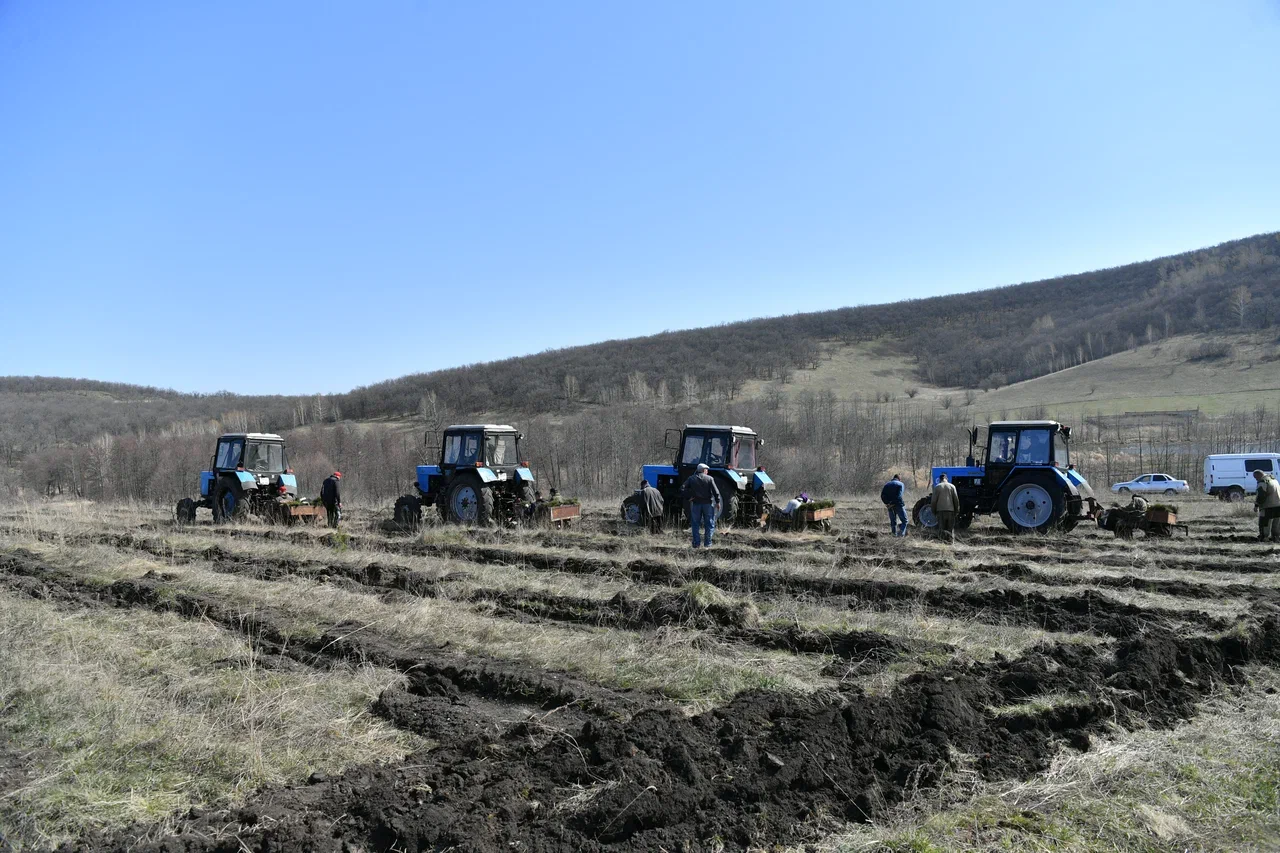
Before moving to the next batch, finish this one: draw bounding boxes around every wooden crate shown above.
[1146,509,1176,525]
[547,504,580,528]
[801,507,835,523]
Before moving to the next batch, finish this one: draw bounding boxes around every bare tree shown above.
[1231,285,1252,328]
[905,387,919,399]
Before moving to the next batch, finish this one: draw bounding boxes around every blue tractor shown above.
[623,424,775,528]
[175,433,300,524]
[911,420,1099,533]
[393,424,536,527]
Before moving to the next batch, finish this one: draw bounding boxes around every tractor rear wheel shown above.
[394,495,423,530]
[998,476,1066,534]
[715,481,738,527]
[445,477,493,526]
[911,497,938,529]
[175,498,196,525]
[621,494,643,526]
[212,484,248,524]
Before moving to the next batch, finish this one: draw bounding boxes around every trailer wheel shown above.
[911,497,938,529]
[998,476,1066,534]
[445,476,493,526]
[394,495,423,529]
[175,498,197,525]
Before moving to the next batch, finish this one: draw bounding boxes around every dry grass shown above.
[2,490,1278,850]
[0,590,419,851]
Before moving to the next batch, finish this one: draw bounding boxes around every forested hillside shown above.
[341,231,1280,418]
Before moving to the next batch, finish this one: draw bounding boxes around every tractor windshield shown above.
[243,442,286,473]
[485,434,520,467]
[733,437,756,470]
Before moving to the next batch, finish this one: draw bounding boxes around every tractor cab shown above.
[435,425,525,474]
[915,420,1097,534]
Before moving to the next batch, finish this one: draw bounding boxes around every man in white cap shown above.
[681,463,722,548]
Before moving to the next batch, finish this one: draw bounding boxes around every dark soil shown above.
[59,611,1280,852]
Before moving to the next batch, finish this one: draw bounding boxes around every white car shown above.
[1111,473,1190,496]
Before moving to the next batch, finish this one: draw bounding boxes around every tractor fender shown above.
[515,467,535,482]
[474,467,499,485]
[643,464,677,488]
[279,473,298,494]
[231,470,258,491]
[200,471,215,498]
[716,468,748,490]
[753,470,775,491]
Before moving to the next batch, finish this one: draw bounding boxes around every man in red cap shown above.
[321,471,343,528]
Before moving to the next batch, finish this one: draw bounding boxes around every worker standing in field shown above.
[1253,470,1280,542]
[639,479,665,533]
[930,473,960,543]
[321,471,342,528]
[681,463,721,549]
[881,474,908,537]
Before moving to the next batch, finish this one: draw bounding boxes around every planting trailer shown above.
[394,424,537,527]
[912,420,1099,534]
[175,433,317,524]
[623,425,774,528]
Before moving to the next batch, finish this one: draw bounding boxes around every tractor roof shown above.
[684,424,758,435]
[989,420,1062,429]
[445,424,518,432]
[219,432,284,442]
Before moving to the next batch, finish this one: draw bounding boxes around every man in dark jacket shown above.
[321,471,342,528]
[881,474,907,537]
[639,479,665,534]
[680,463,721,549]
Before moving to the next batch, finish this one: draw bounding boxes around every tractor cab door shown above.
[215,437,244,472]
[985,427,1019,490]
[442,431,482,471]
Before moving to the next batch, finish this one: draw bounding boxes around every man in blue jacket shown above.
[880,474,907,537]
[681,463,722,549]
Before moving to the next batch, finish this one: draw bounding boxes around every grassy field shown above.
[1,495,1280,851]
[738,332,1280,419]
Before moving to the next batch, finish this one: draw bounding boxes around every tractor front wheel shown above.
[394,495,423,530]
[445,477,494,526]
[911,497,938,529]
[998,477,1066,534]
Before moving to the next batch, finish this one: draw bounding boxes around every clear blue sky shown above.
[2,1,1278,395]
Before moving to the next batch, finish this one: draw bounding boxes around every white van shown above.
[1203,453,1280,500]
